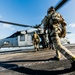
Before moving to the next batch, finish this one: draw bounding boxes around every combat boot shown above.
[34,48,37,52]
[70,61,75,70]
[53,56,60,61]
[37,48,39,51]
[35,49,37,52]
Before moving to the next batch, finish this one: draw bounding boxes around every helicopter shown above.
[0,0,70,48]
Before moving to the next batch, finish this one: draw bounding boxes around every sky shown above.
[0,0,75,43]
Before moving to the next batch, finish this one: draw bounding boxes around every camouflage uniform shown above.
[42,16,54,49]
[43,6,75,69]
[32,32,40,51]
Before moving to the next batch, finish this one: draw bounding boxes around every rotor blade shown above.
[55,0,69,11]
[0,20,33,28]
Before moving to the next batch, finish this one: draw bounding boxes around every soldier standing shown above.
[42,16,54,50]
[32,31,40,51]
[43,6,75,69]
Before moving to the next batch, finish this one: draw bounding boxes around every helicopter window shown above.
[4,41,9,45]
[20,34,25,41]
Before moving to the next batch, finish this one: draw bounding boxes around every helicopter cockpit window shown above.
[20,34,25,41]
[4,41,9,45]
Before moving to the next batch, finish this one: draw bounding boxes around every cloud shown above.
[66,33,75,43]
[68,23,75,28]
[67,33,75,37]
[67,34,75,43]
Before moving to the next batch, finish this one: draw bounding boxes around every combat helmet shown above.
[47,6,55,14]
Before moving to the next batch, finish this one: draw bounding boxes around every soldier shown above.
[43,6,75,69]
[42,16,54,50]
[32,31,40,51]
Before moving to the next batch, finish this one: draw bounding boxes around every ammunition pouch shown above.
[59,27,66,38]
[34,39,40,44]
[52,19,59,24]
[36,39,40,43]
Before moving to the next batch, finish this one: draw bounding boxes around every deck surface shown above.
[0,44,75,75]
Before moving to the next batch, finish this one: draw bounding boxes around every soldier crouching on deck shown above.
[32,31,40,51]
[42,6,75,69]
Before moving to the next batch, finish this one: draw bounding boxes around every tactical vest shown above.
[44,12,66,38]
[33,33,40,43]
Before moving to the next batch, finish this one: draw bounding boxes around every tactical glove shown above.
[61,27,66,38]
